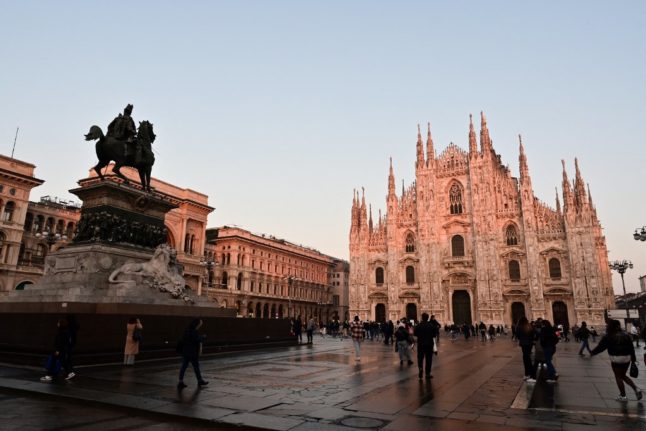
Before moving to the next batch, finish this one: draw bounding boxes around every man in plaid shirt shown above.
[350,316,364,362]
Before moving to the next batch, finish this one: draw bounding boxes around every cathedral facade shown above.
[349,113,614,327]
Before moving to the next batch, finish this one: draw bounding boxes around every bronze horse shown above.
[85,121,156,191]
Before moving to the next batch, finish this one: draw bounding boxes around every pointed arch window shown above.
[451,235,465,257]
[405,233,415,253]
[506,225,518,246]
[548,258,562,280]
[221,271,228,288]
[405,266,415,284]
[508,260,521,281]
[237,273,243,290]
[449,183,463,214]
[375,267,384,285]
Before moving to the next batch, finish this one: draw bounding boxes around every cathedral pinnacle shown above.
[426,122,435,163]
[469,114,477,155]
[416,124,424,168]
[555,187,561,214]
[480,110,491,153]
[519,134,529,181]
[388,157,396,197]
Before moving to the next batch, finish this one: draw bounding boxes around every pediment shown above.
[540,246,566,256]
[442,220,471,230]
[370,258,388,266]
[398,290,420,298]
[368,291,388,300]
[398,256,419,264]
[544,287,572,295]
[500,248,526,259]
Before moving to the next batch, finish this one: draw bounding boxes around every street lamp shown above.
[609,259,633,328]
[35,227,67,251]
[634,227,646,242]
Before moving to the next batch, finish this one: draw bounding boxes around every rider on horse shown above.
[107,104,138,160]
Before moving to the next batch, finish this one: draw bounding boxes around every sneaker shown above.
[177,382,187,390]
[198,381,209,387]
[546,379,557,384]
[615,395,628,402]
[407,360,414,366]
[526,378,536,384]
[523,376,530,381]
[418,370,423,379]
[40,376,52,382]
[65,372,76,380]
[636,390,643,401]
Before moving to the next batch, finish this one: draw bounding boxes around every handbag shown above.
[630,361,639,378]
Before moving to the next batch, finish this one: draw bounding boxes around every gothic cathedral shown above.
[349,113,613,327]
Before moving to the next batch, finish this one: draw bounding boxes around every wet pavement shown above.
[1,333,645,430]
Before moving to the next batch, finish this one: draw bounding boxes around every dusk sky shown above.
[1,1,645,292]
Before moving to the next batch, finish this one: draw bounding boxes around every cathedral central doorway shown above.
[452,290,472,325]
[375,303,386,323]
[552,301,570,327]
[406,303,418,322]
[511,302,526,325]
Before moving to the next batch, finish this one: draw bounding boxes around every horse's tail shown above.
[108,267,121,283]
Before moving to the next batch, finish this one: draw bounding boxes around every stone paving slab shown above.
[1,336,646,430]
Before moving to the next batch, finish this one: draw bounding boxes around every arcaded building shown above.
[204,226,340,321]
[349,114,613,327]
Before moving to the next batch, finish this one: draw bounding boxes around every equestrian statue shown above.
[84,104,156,192]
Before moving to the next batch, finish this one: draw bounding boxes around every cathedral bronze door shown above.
[452,290,472,325]
[406,303,418,322]
[552,301,570,327]
[375,303,386,323]
[511,302,526,325]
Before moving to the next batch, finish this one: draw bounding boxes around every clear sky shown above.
[1,1,645,293]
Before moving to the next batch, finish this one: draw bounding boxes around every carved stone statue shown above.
[85,104,156,192]
[108,244,192,302]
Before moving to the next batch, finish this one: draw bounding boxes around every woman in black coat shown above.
[177,318,209,390]
[539,320,559,383]
[591,319,642,402]
[516,316,536,382]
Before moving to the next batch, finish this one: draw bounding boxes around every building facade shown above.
[0,155,44,291]
[330,259,350,322]
[204,226,342,321]
[349,114,613,327]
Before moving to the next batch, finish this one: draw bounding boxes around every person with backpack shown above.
[394,319,414,366]
[177,318,208,390]
[591,319,642,402]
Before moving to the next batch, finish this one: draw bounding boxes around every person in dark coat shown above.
[41,318,75,382]
[414,313,437,380]
[293,315,303,344]
[516,316,536,382]
[539,320,559,382]
[177,318,208,390]
[591,319,642,402]
[578,321,593,356]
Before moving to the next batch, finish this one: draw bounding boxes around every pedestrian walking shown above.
[177,318,209,390]
[488,324,496,341]
[591,319,642,402]
[293,315,303,344]
[41,317,76,382]
[306,316,316,344]
[124,317,143,365]
[479,321,487,342]
[414,313,437,379]
[350,316,364,362]
[630,323,640,347]
[395,320,414,366]
[578,321,593,356]
[516,316,536,383]
[540,320,559,383]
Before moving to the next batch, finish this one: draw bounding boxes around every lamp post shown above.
[634,227,646,242]
[35,227,67,251]
[609,259,633,328]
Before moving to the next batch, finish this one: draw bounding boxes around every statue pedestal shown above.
[0,179,292,366]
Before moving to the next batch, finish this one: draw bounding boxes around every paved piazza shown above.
[1,335,645,430]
